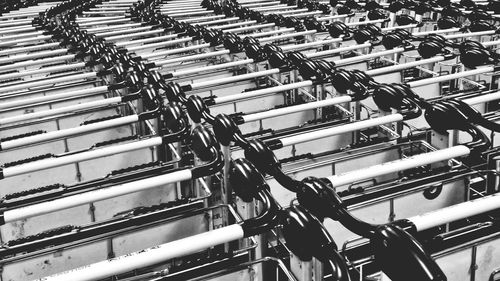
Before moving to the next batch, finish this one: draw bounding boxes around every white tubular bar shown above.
[210,20,257,30]
[0,20,32,28]
[293,11,323,18]
[464,91,500,106]
[163,0,202,4]
[260,6,301,13]
[159,7,205,12]
[127,37,192,52]
[162,1,201,5]
[382,24,418,32]
[2,9,42,14]
[182,15,223,23]
[78,18,130,27]
[0,30,45,40]
[0,26,36,35]
[213,81,313,104]
[161,2,201,5]
[444,30,496,40]
[159,8,205,14]
[174,8,214,15]
[1,115,139,150]
[155,49,230,66]
[2,137,163,178]
[77,16,125,22]
[102,27,158,40]
[253,4,291,11]
[264,8,309,15]
[0,17,36,24]
[95,2,133,5]
[0,72,98,94]
[172,59,254,77]
[407,67,494,88]
[317,14,350,21]
[83,10,126,14]
[142,43,211,59]
[167,38,338,74]
[306,43,372,58]
[1,11,44,17]
[96,1,133,4]
[189,69,280,90]
[241,1,281,7]
[0,86,109,110]
[244,28,295,39]
[0,48,69,65]
[160,4,200,8]
[160,5,200,9]
[281,38,342,51]
[0,15,33,19]
[163,1,201,5]
[482,40,500,47]
[0,26,37,36]
[35,224,243,281]
[408,193,500,231]
[98,2,134,5]
[186,16,232,25]
[240,0,275,3]
[105,0,137,3]
[279,114,404,147]
[242,96,352,123]
[224,23,275,33]
[0,35,53,48]
[164,1,204,5]
[160,4,201,8]
[115,34,179,47]
[89,7,128,11]
[0,54,75,73]
[0,12,39,19]
[5,169,193,223]
[169,10,213,17]
[326,145,471,188]
[90,5,130,9]
[334,48,405,66]
[366,56,446,76]
[0,62,86,81]
[87,23,143,33]
[346,19,386,26]
[259,30,316,43]
[0,97,122,126]
[412,27,461,36]
[0,42,60,56]
[8,7,48,14]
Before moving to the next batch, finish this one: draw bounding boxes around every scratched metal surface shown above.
[0,86,157,243]
[0,211,208,280]
[1,15,498,281]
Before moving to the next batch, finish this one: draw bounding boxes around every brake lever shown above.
[444,99,500,133]
[186,95,215,124]
[282,204,352,281]
[297,177,447,281]
[425,100,491,154]
[229,159,281,236]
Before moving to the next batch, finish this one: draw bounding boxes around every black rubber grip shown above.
[94,135,138,148]
[109,161,162,177]
[3,154,54,168]
[4,183,66,201]
[0,130,47,142]
[80,114,122,126]
[6,225,78,247]
[129,197,190,216]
